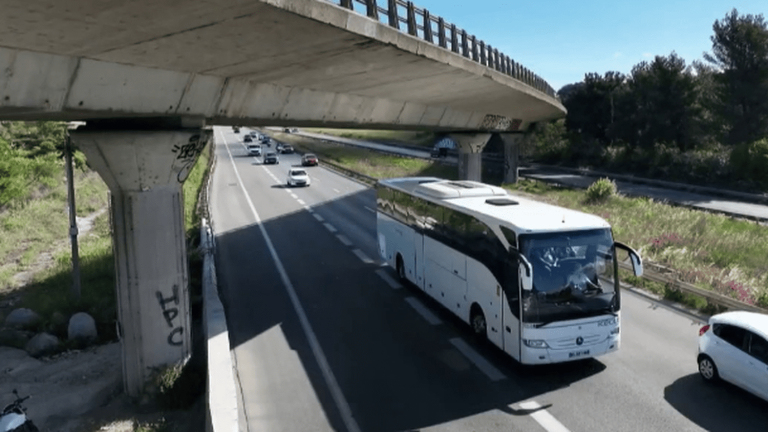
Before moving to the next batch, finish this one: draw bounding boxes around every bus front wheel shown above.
[470,306,487,340]
[396,255,406,282]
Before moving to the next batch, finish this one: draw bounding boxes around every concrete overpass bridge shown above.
[0,0,565,396]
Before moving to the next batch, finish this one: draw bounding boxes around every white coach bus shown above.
[376,177,642,364]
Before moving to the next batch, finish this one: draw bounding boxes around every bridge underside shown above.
[0,0,564,132]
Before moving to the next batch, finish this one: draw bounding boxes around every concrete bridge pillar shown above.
[70,122,212,397]
[499,133,523,184]
[449,133,491,181]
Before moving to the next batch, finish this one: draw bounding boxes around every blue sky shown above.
[407,0,766,91]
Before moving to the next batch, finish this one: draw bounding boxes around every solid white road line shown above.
[351,249,373,264]
[336,234,353,246]
[517,401,571,432]
[449,338,506,382]
[220,130,361,432]
[313,214,324,222]
[374,269,402,290]
[404,297,441,324]
[324,223,338,233]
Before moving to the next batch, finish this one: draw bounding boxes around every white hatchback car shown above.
[698,311,768,401]
[286,168,311,187]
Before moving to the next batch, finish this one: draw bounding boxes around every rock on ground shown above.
[4,308,42,329]
[68,312,98,343]
[25,332,59,358]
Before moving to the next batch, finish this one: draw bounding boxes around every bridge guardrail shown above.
[327,0,557,98]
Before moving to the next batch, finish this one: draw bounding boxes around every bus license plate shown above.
[569,350,590,359]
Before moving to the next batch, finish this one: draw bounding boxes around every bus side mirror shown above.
[615,241,643,277]
[519,255,533,291]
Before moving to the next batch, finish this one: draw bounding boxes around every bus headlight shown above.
[523,339,549,349]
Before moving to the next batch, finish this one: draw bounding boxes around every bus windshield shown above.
[519,228,617,325]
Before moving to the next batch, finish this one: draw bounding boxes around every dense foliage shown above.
[538,9,768,191]
[0,121,86,209]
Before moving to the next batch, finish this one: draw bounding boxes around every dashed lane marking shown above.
[364,206,376,213]
[297,199,306,205]
[404,297,441,324]
[517,401,571,432]
[324,223,337,233]
[313,214,324,222]
[449,338,506,382]
[375,269,402,290]
[337,234,353,246]
[351,248,373,264]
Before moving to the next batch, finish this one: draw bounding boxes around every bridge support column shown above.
[449,133,491,182]
[70,123,212,398]
[499,133,523,184]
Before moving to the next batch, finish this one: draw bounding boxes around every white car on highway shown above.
[698,311,768,401]
[286,168,310,187]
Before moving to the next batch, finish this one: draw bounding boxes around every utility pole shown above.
[64,132,81,300]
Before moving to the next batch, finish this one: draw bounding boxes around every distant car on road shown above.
[263,152,279,165]
[276,143,284,152]
[243,135,253,143]
[301,153,318,166]
[431,146,448,158]
[247,144,262,157]
[260,135,270,144]
[250,131,258,138]
[698,311,768,401]
[281,145,294,154]
[287,168,310,187]
[233,126,240,133]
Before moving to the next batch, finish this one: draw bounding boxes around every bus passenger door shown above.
[501,261,522,361]
[413,233,424,289]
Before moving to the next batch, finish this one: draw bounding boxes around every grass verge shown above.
[273,132,457,179]
[300,128,436,147]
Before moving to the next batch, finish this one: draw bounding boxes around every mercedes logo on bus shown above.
[576,336,584,346]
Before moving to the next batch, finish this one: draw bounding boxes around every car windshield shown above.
[519,228,617,324]
[291,170,307,176]
[305,154,316,158]
[266,152,276,157]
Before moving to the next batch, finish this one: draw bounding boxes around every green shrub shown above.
[730,138,768,189]
[585,177,617,203]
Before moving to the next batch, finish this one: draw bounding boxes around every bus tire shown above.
[396,255,406,282]
[470,305,487,340]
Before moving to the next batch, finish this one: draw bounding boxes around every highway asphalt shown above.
[210,126,768,432]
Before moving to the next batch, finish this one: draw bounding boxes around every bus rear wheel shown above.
[470,307,487,340]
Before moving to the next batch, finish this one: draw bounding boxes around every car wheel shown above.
[698,355,719,382]
[470,307,487,340]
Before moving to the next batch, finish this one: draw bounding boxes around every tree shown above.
[559,72,627,145]
[625,52,702,150]
[704,9,768,145]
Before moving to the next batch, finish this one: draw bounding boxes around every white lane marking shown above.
[313,213,324,222]
[289,192,298,199]
[404,297,441,324]
[380,262,389,267]
[324,223,338,233]
[351,248,373,264]
[333,188,341,193]
[374,269,402,290]
[297,199,306,205]
[518,401,571,432]
[284,189,293,194]
[364,206,376,214]
[449,338,506,382]
[336,234,353,246]
[305,206,314,213]
[220,130,361,432]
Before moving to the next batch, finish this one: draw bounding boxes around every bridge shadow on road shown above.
[212,186,613,432]
[664,373,768,432]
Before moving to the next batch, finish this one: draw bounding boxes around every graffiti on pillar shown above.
[156,285,184,346]
[172,134,208,183]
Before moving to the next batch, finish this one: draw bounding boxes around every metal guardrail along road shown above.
[327,0,557,98]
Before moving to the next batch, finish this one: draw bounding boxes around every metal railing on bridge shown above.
[328,0,557,98]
